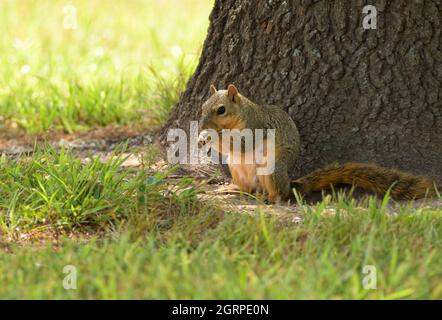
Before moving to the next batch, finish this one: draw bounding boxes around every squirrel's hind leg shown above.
[259,165,291,204]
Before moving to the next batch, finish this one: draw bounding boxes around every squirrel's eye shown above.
[217,106,226,115]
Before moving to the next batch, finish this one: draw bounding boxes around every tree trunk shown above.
[161,0,442,182]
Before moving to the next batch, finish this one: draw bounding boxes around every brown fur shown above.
[199,84,300,203]
[200,85,439,202]
[292,162,440,200]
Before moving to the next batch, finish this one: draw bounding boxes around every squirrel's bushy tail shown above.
[292,162,440,200]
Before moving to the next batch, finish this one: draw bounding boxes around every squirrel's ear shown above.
[227,84,239,102]
[210,84,217,95]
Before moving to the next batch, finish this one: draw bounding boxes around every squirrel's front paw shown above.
[198,129,212,147]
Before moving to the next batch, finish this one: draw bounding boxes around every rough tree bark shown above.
[161,0,442,182]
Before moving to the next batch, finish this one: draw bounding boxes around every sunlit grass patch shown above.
[0,143,440,299]
[0,194,440,299]
[0,145,215,239]
[0,0,212,134]
[0,145,132,232]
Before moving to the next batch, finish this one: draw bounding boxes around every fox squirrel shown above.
[199,84,440,202]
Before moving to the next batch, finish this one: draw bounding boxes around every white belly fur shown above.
[227,147,267,194]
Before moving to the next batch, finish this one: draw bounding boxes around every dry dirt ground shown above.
[2,126,441,221]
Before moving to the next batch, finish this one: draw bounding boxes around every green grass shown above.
[0,145,130,231]
[0,145,206,234]
[0,1,441,300]
[0,0,212,133]
[0,147,441,299]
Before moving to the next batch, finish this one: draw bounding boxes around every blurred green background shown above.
[0,0,212,133]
